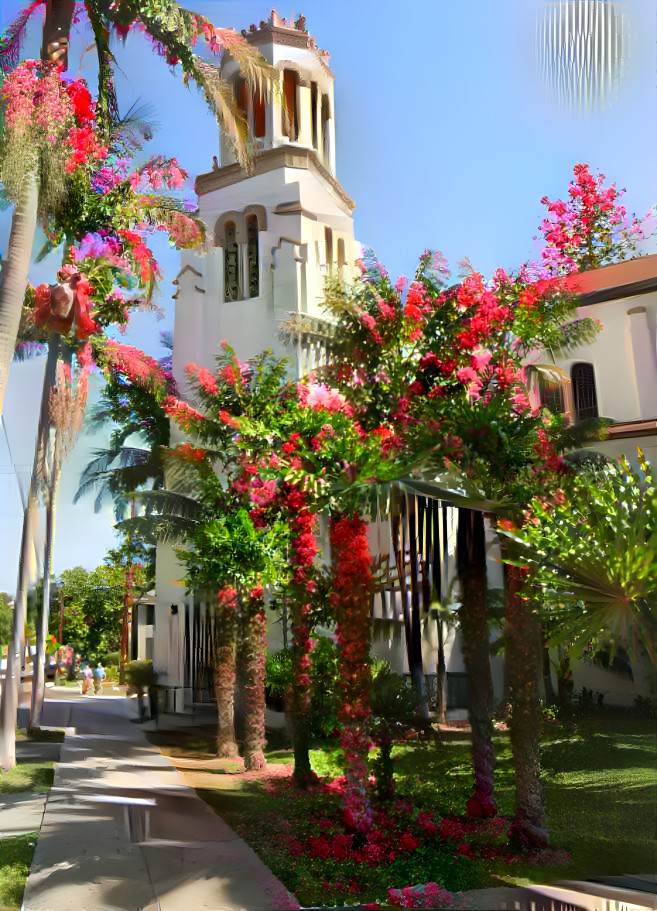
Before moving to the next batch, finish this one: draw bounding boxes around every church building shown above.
[152,11,362,709]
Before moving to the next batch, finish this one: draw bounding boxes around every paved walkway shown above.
[22,695,299,911]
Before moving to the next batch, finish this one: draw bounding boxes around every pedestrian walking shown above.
[81,664,93,695]
[93,662,106,694]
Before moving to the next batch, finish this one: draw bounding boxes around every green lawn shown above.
[0,834,37,910]
[188,708,656,906]
[0,762,54,794]
[0,750,59,910]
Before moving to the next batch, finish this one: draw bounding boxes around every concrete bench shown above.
[74,794,156,843]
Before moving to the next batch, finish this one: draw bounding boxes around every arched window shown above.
[236,80,265,140]
[282,70,299,140]
[571,362,598,421]
[321,96,331,165]
[246,215,259,298]
[224,221,240,302]
[324,227,333,274]
[253,87,266,139]
[311,82,318,149]
[337,237,346,279]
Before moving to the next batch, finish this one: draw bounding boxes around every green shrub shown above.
[124,659,156,690]
[265,638,341,740]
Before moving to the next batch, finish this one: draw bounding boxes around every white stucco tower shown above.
[171,10,358,392]
[155,13,357,706]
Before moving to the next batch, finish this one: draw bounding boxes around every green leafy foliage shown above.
[499,452,657,664]
[53,560,148,661]
[266,638,341,740]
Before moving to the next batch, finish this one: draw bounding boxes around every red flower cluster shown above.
[286,487,319,717]
[163,395,206,432]
[187,363,218,395]
[105,340,169,390]
[118,229,161,284]
[330,515,374,832]
[65,124,107,173]
[387,883,454,909]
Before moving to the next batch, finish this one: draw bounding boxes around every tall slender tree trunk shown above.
[0,492,38,769]
[242,602,267,771]
[0,339,59,769]
[457,508,497,818]
[30,462,61,729]
[214,588,239,758]
[120,563,135,684]
[0,174,40,416]
[288,595,313,785]
[29,336,62,728]
[541,624,556,706]
[505,564,548,852]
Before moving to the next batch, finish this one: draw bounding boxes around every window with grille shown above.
[223,221,240,302]
[571,362,598,421]
[246,215,259,298]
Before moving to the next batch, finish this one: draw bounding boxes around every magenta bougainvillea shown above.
[330,514,374,832]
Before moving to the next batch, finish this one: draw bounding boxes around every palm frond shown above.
[132,489,204,522]
[400,473,514,518]
[109,99,160,154]
[0,0,45,72]
[529,363,571,386]
[117,513,198,545]
[193,58,250,169]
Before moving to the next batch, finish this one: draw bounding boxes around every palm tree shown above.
[0,0,273,415]
[0,0,272,768]
[31,348,90,726]
[0,338,58,768]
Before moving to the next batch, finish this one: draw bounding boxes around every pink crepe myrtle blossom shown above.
[297,382,353,415]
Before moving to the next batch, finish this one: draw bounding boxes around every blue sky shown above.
[2,0,656,356]
[0,0,656,587]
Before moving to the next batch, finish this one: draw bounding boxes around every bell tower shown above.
[172,10,357,392]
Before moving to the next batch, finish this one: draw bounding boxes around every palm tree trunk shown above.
[457,508,497,818]
[41,0,75,66]
[0,173,40,416]
[242,603,267,771]
[0,491,39,770]
[0,339,58,769]
[214,589,239,758]
[215,640,239,758]
[505,564,548,852]
[541,624,556,706]
[30,461,61,729]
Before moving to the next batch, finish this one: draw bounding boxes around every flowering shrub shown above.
[539,163,650,274]
[0,60,107,210]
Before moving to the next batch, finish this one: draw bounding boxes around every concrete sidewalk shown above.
[22,695,299,911]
